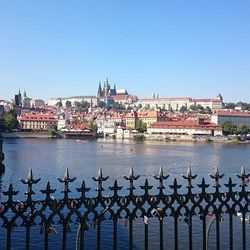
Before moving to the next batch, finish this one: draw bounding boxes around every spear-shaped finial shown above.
[58,168,76,183]
[92,168,109,182]
[124,166,140,180]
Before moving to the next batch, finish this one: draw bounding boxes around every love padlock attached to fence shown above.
[0,202,5,214]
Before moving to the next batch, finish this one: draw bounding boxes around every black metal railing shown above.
[0,166,250,250]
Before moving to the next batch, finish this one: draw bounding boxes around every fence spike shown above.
[159,166,163,178]
[98,168,103,179]
[64,168,69,180]
[129,166,134,178]
[241,165,245,176]
[28,169,33,181]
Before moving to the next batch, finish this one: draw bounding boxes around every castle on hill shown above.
[97,78,128,98]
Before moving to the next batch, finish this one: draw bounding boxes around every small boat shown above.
[64,129,97,139]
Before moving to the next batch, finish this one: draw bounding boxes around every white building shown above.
[136,94,223,111]
[48,96,98,107]
[30,99,45,108]
[148,118,222,136]
[211,110,250,128]
[57,117,67,130]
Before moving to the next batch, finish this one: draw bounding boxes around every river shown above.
[1,138,250,249]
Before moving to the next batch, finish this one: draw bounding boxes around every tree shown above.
[189,105,198,111]
[88,120,98,133]
[235,102,248,110]
[3,110,19,131]
[135,119,147,133]
[81,101,90,109]
[220,121,237,135]
[48,125,58,138]
[112,102,126,111]
[204,106,212,115]
[224,103,235,109]
[56,101,62,107]
[74,101,82,109]
[97,100,106,108]
[65,101,72,109]
[237,124,250,135]
[197,104,205,113]
[180,106,188,113]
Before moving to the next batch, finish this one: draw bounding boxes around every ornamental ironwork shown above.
[0,166,250,250]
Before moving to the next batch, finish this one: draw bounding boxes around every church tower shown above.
[97,82,102,97]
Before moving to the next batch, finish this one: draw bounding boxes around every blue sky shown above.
[0,1,250,103]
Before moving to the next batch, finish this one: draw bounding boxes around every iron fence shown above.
[0,166,250,250]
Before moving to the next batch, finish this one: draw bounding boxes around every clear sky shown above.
[0,0,250,103]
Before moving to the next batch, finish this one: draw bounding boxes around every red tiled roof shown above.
[110,95,138,100]
[214,110,250,117]
[20,112,58,122]
[192,98,222,103]
[139,97,190,102]
[149,120,221,130]
[138,110,166,118]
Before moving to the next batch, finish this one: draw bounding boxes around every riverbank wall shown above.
[1,132,51,139]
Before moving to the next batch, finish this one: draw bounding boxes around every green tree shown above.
[65,101,72,109]
[88,120,98,133]
[224,103,235,109]
[220,120,237,135]
[204,106,212,114]
[73,101,82,110]
[180,106,188,113]
[235,102,248,110]
[81,101,90,109]
[112,102,126,111]
[135,119,147,133]
[48,125,58,138]
[3,110,19,131]
[189,105,198,111]
[237,124,250,135]
[56,101,62,107]
[97,100,106,108]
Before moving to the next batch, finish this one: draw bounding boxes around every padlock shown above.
[143,215,149,224]
[18,202,25,213]
[40,225,44,234]
[82,220,89,231]
[0,203,5,214]
[66,223,71,233]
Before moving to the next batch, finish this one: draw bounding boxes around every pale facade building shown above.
[48,96,98,107]
[19,112,58,131]
[30,99,45,108]
[148,118,222,136]
[211,110,250,128]
[136,94,223,111]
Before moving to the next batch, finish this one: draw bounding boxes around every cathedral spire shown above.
[97,81,102,97]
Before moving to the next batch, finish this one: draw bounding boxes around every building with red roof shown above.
[137,93,223,111]
[148,118,222,136]
[211,110,250,128]
[19,112,58,131]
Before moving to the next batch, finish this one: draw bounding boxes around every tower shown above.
[97,82,102,97]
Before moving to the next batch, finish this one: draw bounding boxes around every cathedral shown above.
[14,90,31,108]
[97,78,116,98]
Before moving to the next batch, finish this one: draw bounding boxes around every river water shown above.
[1,138,250,249]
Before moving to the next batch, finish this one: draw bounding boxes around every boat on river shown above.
[60,127,97,139]
[64,130,97,139]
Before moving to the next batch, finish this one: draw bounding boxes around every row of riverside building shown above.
[4,79,250,138]
[17,108,250,138]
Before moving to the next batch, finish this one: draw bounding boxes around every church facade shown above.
[97,78,137,105]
